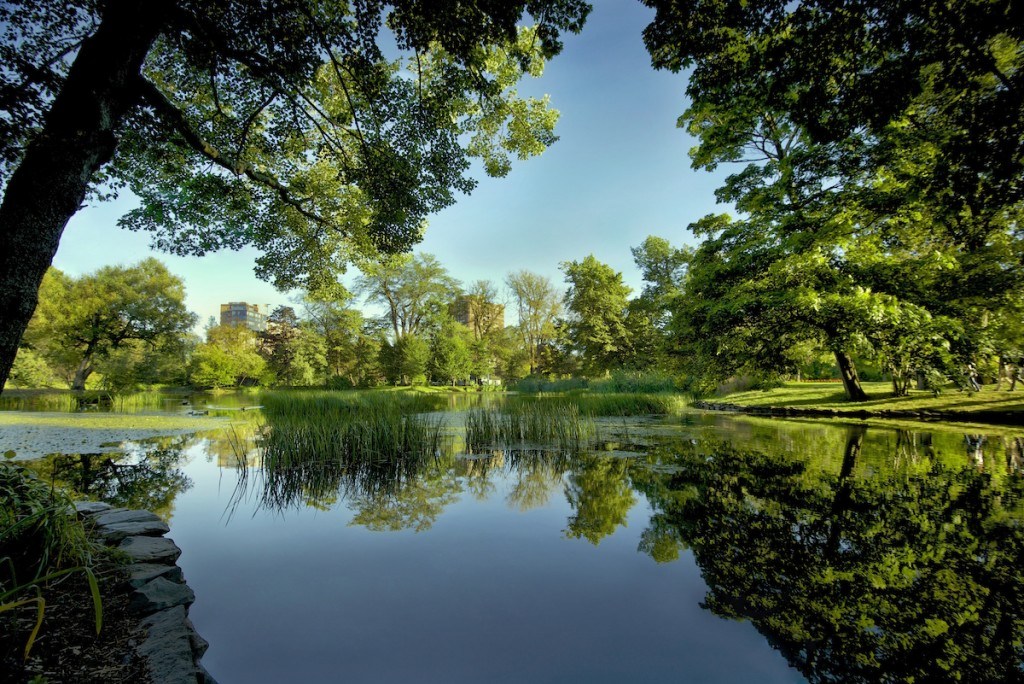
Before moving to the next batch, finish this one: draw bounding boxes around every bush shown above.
[1,457,102,658]
[589,370,676,393]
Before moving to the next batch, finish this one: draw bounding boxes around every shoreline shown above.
[694,400,1024,427]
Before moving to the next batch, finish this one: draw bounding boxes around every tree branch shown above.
[138,78,328,227]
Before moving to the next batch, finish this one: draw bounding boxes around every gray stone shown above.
[119,536,181,564]
[130,576,195,614]
[185,617,209,658]
[127,563,184,589]
[197,663,219,684]
[74,501,113,516]
[137,606,199,684]
[94,508,162,527]
[98,519,171,544]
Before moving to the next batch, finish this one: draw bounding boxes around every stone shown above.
[97,519,171,544]
[185,618,209,658]
[130,576,195,614]
[74,501,113,516]
[127,563,184,589]
[197,663,220,684]
[137,606,199,684]
[94,508,162,527]
[119,536,181,564]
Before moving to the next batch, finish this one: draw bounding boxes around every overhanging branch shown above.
[138,77,328,227]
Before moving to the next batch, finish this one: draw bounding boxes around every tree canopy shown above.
[0,0,591,391]
[642,0,1024,399]
[22,259,195,390]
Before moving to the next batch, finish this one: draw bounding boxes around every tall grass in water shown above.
[465,401,594,452]
[230,391,446,511]
[0,389,178,413]
[260,391,445,463]
[507,393,689,417]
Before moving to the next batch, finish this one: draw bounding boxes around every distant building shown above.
[219,302,268,332]
[452,295,504,337]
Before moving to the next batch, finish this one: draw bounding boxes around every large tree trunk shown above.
[0,1,166,393]
[72,358,95,392]
[834,350,868,402]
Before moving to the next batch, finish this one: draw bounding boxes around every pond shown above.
[5,391,1024,683]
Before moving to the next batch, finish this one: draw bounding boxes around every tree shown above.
[0,0,591,392]
[505,269,561,375]
[642,0,1024,234]
[20,259,195,390]
[189,324,266,389]
[631,236,690,325]
[356,253,460,339]
[462,280,505,340]
[561,255,632,376]
[428,317,473,385]
[379,333,429,386]
[258,306,327,386]
[642,0,1024,399]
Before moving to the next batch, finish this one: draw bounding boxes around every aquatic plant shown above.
[0,458,102,659]
[508,393,688,417]
[588,370,678,394]
[465,401,594,452]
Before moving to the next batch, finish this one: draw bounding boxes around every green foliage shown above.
[259,308,329,387]
[0,460,102,659]
[428,318,473,385]
[560,255,633,375]
[589,370,677,394]
[4,1,589,290]
[356,253,461,339]
[643,0,1024,401]
[379,334,430,386]
[190,325,267,389]
[506,270,562,375]
[20,261,196,391]
[512,376,589,393]
[6,349,61,390]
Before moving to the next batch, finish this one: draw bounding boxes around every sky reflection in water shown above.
[25,406,1024,684]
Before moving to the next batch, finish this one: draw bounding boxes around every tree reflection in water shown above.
[632,429,1024,683]
[26,438,193,521]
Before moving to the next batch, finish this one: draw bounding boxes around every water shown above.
[8,393,1024,683]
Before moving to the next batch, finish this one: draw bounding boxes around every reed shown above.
[0,389,180,413]
[506,393,689,417]
[465,401,594,452]
[228,392,447,513]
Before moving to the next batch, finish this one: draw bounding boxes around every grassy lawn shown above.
[722,381,1024,414]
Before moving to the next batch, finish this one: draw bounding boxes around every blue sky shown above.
[53,1,731,327]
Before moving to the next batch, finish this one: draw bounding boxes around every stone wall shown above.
[75,501,216,684]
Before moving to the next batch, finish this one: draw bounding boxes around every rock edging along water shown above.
[74,501,217,684]
[694,401,1024,427]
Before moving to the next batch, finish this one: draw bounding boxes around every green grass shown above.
[1,459,104,658]
[256,391,445,464]
[506,392,689,417]
[231,391,447,511]
[721,381,1024,413]
[0,389,186,413]
[465,400,595,452]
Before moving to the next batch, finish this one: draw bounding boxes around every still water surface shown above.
[11,394,1024,683]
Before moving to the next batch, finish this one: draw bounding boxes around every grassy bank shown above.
[719,381,1024,414]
